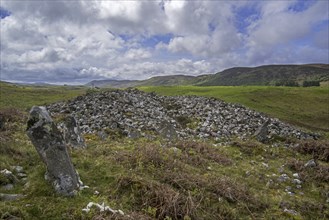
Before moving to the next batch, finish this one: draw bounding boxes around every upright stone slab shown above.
[254,119,271,143]
[26,106,81,196]
[59,115,86,149]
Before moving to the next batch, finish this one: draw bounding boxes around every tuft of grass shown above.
[287,159,329,183]
[292,140,329,162]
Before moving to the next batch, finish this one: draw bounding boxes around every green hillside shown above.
[200,64,329,86]
[86,64,329,88]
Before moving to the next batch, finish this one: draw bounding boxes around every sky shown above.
[0,0,328,84]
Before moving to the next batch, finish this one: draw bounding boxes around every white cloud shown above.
[0,0,328,84]
[123,48,152,61]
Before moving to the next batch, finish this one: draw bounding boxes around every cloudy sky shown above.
[0,0,328,84]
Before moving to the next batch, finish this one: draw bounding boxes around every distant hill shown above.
[86,75,210,88]
[199,64,329,86]
[87,64,329,87]
[86,79,139,88]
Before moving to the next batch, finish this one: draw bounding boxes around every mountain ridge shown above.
[87,64,329,88]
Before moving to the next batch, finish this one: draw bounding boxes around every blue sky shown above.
[0,0,328,84]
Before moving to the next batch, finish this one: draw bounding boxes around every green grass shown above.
[0,82,87,111]
[1,124,328,219]
[139,86,329,132]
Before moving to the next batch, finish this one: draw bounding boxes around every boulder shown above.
[26,106,82,196]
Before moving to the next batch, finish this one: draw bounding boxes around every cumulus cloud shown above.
[0,0,328,84]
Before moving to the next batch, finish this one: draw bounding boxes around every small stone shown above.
[278,166,285,173]
[292,173,299,178]
[1,169,19,183]
[304,159,316,168]
[292,179,302,185]
[207,166,212,171]
[287,191,295,196]
[1,184,14,190]
[283,208,298,215]
[261,162,269,168]
[285,186,292,192]
[296,185,302,189]
[0,193,24,201]
[278,174,290,182]
[11,166,24,173]
[17,173,27,178]
[94,190,100,195]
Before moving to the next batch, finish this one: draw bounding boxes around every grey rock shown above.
[254,119,270,143]
[0,193,24,201]
[59,115,86,148]
[2,184,14,190]
[283,208,298,216]
[26,106,82,196]
[11,166,24,173]
[17,173,27,178]
[157,120,177,141]
[0,169,19,183]
[304,159,316,168]
[0,113,5,131]
[278,174,290,182]
[292,179,302,185]
[292,173,300,178]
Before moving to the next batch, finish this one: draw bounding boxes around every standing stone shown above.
[0,113,5,131]
[26,106,82,196]
[254,119,270,143]
[157,120,177,141]
[59,115,86,148]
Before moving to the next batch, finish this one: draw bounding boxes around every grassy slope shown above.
[1,83,328,219]
[0,82,87,111]
[139,86,329,132]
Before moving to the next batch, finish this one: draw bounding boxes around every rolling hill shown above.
[86,64,329,88]
[200,64,329,86]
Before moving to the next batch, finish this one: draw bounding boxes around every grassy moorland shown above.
[140,86,329,132]
[0,82,86,111]
[0,82,328,219]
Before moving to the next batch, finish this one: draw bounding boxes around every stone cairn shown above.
[47,89,317,141]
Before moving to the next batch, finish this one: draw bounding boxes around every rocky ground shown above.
[47,88,317,141]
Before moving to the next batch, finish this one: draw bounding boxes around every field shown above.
[0,82,328,219]
[0,82,86,111]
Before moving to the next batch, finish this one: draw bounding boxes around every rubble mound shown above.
[47,88,316,141]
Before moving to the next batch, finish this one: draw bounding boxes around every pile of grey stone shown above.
[47,88,317,141]
[0,166,27,201]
